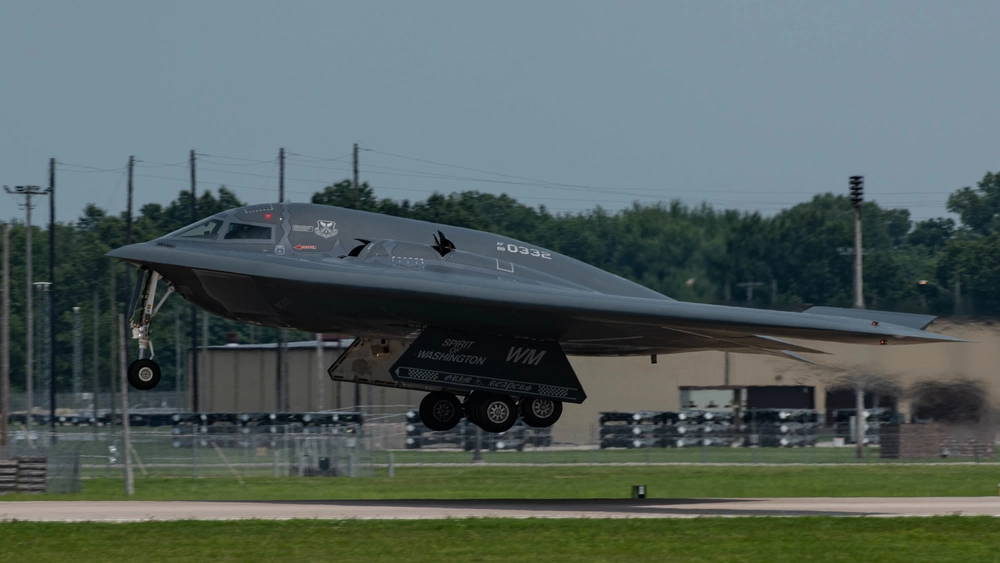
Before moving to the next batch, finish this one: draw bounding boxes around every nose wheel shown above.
[126,268,174,390]
[128,359,162,391]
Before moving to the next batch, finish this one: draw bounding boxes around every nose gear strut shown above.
[126,268,173,390]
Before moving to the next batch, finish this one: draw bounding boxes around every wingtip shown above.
[890,330,967,344]
[780,350,818,364]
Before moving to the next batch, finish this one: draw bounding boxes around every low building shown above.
[194,319,998,444]
[194,339,425,417]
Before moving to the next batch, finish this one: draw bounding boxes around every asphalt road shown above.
[2,497,1000,521]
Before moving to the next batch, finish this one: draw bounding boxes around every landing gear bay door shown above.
[328,338,437,392]
[389,329,586,404]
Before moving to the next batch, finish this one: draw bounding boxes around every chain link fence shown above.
[3,403,998,495]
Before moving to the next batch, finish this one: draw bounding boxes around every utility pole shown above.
[848,175,866,458]
[1,223,10,448]
[34,282,51,434]
[174,313,182,400]
[118,314,134,496]
[854,382,866,459]
[5,185,49,443]
[352,143,361,411]
[352,143,360,193]
[202,315,209,348]
[108,264,117,424]
[72,306,82,398]
[121,156,135,411]
[92,290,99,420]
[849,175,865,309]
[189,149,199,412]
[315,333,324,411]
[276,147,288,412]
[278,147,285,203]
[126,156,134,245]
[48,158,56,431]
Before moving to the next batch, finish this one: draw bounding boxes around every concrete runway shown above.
[2,497,1000,521]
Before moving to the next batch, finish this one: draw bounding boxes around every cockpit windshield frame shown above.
[223,221,274,242]
[173,219,224,240]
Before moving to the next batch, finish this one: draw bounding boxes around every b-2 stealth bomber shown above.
[108,203,960,433]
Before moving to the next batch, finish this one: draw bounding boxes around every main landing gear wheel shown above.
[127,359,161,390]
[419,391,463,431]
[466,393,518,433]
[520,398,563,428]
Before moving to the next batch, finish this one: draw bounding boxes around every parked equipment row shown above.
[4,411,363,428]
[405,410,552,451]
[599,409,821,448]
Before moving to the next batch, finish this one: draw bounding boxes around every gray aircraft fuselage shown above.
[108,202,960,359]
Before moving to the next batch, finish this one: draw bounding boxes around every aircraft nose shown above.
[106,241,157,262]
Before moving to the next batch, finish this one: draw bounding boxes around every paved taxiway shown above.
[3,498,1000,521]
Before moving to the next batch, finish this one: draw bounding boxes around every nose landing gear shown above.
[126,268,174,391]
[127,358,161,391]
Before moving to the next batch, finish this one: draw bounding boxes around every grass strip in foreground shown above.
[0,517,997,562]
[5,465,1000,501]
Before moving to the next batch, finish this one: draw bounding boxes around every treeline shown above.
[311,174,997,312]
[2,170,1000,393]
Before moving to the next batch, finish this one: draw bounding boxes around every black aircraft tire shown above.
[127,359,161,391]
[520,398,563,428]
[467,393,518,433]
[419,392,463,431]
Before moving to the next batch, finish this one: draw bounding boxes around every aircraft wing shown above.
[107,242,963,358]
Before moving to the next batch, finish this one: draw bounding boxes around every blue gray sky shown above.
[2,1,998,223]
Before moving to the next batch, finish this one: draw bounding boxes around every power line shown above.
[285,151,354,162]
[132,159,187,169]
[44,150,963,222]
[195,152,275,164]
[56,154,961,199]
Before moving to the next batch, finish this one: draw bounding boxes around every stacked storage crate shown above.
[599,411,664,449]
[742,409,819,447]
[599,408,821,449]
[673,409,740,447]
[404,410,552,451]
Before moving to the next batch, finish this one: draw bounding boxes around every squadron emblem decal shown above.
[314,219,339,239]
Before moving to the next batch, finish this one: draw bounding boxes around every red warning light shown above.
[879,339,887,345]
[263,213,273,220]
[871,320,879,327]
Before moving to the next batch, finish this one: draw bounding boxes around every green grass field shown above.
[5,464,1000,501]
[1,518,997,562]
[387,445,1000,464]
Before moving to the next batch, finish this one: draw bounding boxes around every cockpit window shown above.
[176,219,223,239]
[224,222,273,240]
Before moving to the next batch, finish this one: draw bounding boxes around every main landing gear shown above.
[519,397,563,428]
[126,268,174,391]
[418,391,564,433]
[419,392,464,431]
